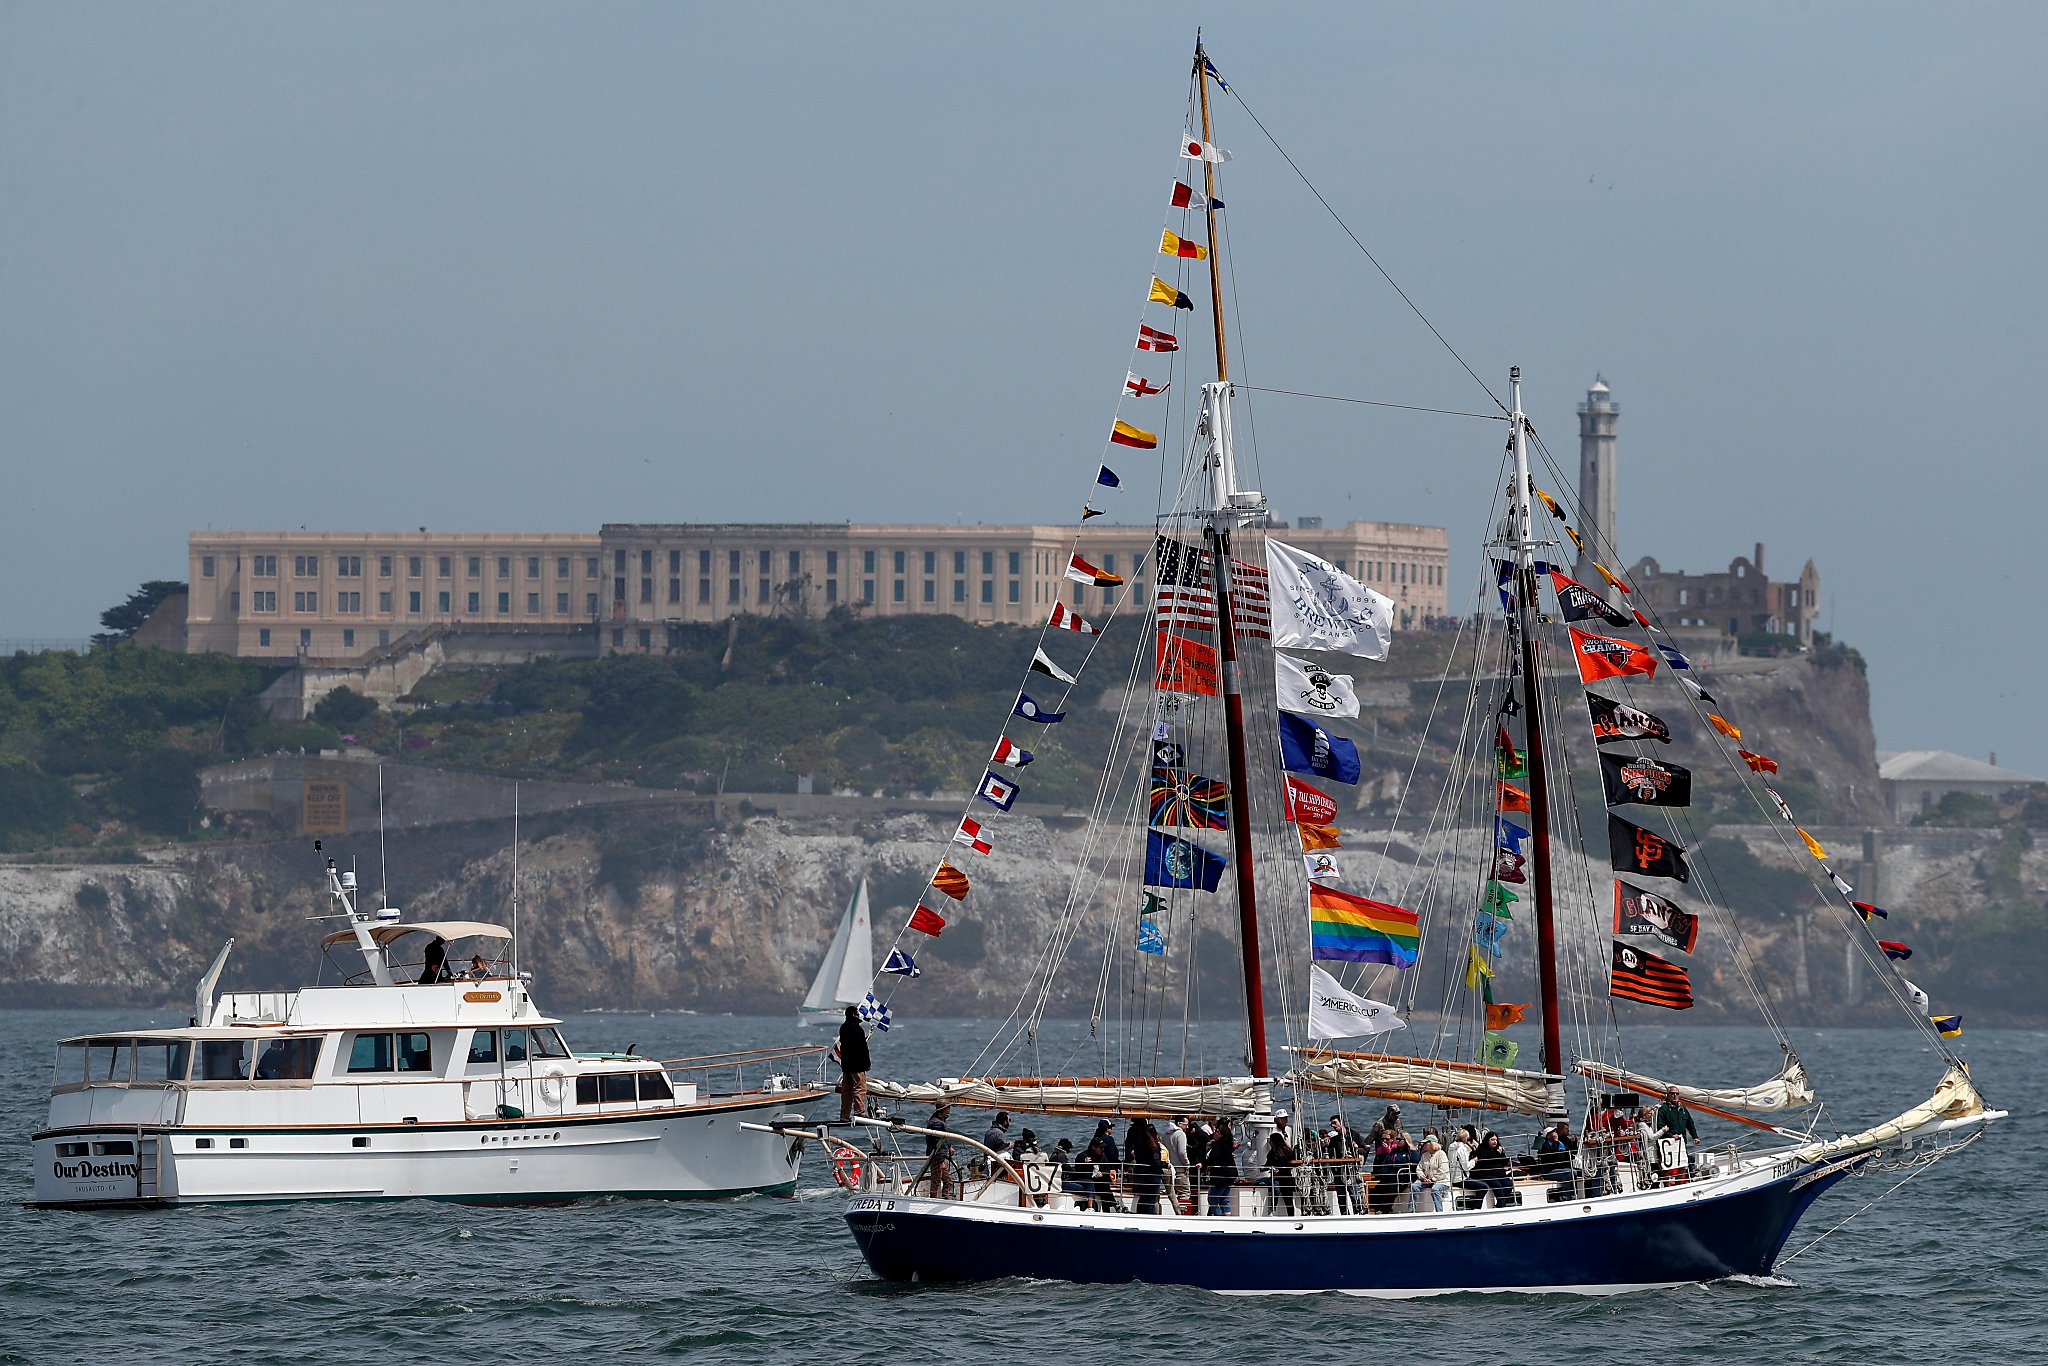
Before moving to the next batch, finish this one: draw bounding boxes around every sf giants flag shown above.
[1608,813,1690,883]
[1568,628,1658,684]
[1614,879,1700,954]
[1586,692,1670,744]
[1548,571,1632,628]
[1611,941,1694,1010]
[1599,752,1692,808]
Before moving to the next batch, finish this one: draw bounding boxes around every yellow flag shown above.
[1160,228,1208,261]
[1797,827,1827,860]
[1707,714,1741,741]
[1148,276,1193,308]
[1593,562,1630,594]
[1535,488,1566,518]
[1563,526,1585,552]
[1297,823,1342,852]
[1464,942,1495,991]
[1110,420,1158,450]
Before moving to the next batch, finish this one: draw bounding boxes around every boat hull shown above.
[845,1155,1864,1294]
[29,1090,823,1209]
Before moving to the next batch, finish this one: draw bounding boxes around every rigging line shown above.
[1776,1132,1981,1268]
[1221,85,1506,416]
[1240,386,1511,422]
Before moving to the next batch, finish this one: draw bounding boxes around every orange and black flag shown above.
[1611,941,1693,1010]
[1485,1001,1530,1031]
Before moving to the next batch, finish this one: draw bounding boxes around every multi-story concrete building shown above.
[1624,542,1820,646]
[185,519,1450,661]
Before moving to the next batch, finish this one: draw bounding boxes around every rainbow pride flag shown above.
[1309,886,1419,968]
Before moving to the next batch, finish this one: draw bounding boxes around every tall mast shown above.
[1507,367,1565,1081]
[1193,36,1267,1078]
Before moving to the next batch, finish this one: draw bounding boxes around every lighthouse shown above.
[1576,376,1619,596]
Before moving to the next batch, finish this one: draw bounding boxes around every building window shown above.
[299,628,311,650]
[668,577,681,603]
[466,592,480,613]
[409,556,423,578]
[613,576,626,603]
[342,628,355,649]
[640,578,653,604]
[376,591,391,613]
[1009,580,1020,604]
[788,550,801,576]
[826,550,838,574]
[923,580,936,603]
[526,556,539,579]
[439,556,452,577]
[981,580,993,604]
[379,555,393,578]
[615,549,627,574]
[758,549,771,574]
[864,550,877,574]
[202,555,216,577]
[920,550,934,575]
[293,591,318,613]
[294,555,318,577]
[1103,554,1116,575]
[953,551,966,575]
[699,550,712,575]
[462,556,477,577]
[641,550,653,574]
[825,579,838,603]
[697,580,710,604]
[729,550,741,574]
[586,556,599,578]
[637,628,652,649]
[1008,551,1021,575]
[953,580,966,603]
[526,592,540,614]
[611,628,623,647]
[585,593,598,614]
[728,579,741,604]
[556,592,569,613]
[377,629,389,647]
[337,556,361,577]
[558,556,570,578]
[862,579,875,603]
[982,551,994,575]
[438,591,451,612]
[258,628,271,648]
[229,591,240,612]
[253,555,277,577]
[759,577,771,604]
[893,580,905,603]
[409,591,421,613]
[252,591,276,613]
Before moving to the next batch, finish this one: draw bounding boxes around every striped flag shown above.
[1150,535,1269,639]
[1160,228,1207,261]
[1047,602,1097,634]
[930,864,970,901]
[1610,941,1693,1010]
[1111,420,1158,449]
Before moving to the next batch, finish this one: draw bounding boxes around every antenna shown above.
[377,762,389,911]
[510,781,521,985]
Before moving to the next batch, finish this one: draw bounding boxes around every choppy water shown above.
[1,1008,2037,1365]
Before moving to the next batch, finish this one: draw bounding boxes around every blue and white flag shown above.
[1278,711,1361,784]
[1657,644,1692,671]
[1013,692,1065,724]
[1144,829,1227,891]
[1495,817,1530,852]
[978,769,1020,811]
[1136,918,1166,955]
[1265,538,1393,661]
[881,949,920,978]
[1473,912,1510,959]
[858,991,892,1032]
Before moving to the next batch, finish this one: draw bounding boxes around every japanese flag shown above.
[1179,137,1231,163]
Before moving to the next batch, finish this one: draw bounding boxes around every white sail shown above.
[1576,1055,1817,1112]
[867,1076,1265,1118]
[800,880,872,1023]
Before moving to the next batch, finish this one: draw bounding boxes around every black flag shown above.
[1587,692,1670,744]
[1549,570,1632,628]
[1608,814,1689,883]
[1614,880,1700,954]
[1600,752,1693,808]
[1611,941,1694,1010]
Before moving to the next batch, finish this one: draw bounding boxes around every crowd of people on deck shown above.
[864,1092,1706,1215]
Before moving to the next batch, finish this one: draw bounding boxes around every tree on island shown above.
[94,580,187,646]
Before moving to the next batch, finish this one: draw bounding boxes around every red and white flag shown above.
[990,737,1033,768]
[1048,602,1098,635]
[1137,324,1179,353]
[1178,137,1231,163]
[1125,372,1168,397]
[953,816,992,856]
[1170,181,1210,211]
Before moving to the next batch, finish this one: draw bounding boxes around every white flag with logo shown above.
[1306,963,1405,1040]
[1265,539,1394,660]
[1274,649,1360,718]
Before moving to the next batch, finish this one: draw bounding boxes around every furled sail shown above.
[867,1076,1263,1118]
[1575,1055,1816,1113]
[1286,1050,1556,1116]
[1792,1066,1990,1163]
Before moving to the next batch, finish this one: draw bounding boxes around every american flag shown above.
[1152,536,1270,640]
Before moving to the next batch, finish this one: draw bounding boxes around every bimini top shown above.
[319,920,512,949]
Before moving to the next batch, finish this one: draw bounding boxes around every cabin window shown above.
[136,1041,190,1083]
[501,1029,528,1063]
[51,1044,85,1087]
[349,1034,394,1073]
[56,1142,91,1157]
[575,1076,600,1106]
[600,1074,637,1104]
[229,1138,249,1150]
[638,1071,674,1102]
[398,1033,431,1072]
[94,1140,137,1156]
[194,1138,213,1150]
[529,1029,569,1059]
[88,1041,129,1083]
[253,1038,321,1081]
[198,1040,252,1081]
[466,1031,498,1064]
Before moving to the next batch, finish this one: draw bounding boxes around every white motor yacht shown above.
[29,854,830,1208]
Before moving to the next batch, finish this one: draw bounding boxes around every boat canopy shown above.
[868,1076,1264,1118]
[319,920,513,948]
[1285,1050,1558,1117]
[1576,1055,1816,1113]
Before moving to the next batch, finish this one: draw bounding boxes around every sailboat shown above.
[799,880,874,1027]
[806,39,2000,1294]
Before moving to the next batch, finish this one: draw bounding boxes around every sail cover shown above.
[867,1076,1264,1118]
[1286,1052,1555,1116]
[1792,1066,1990,1163]
[1575,1055,1816,1113]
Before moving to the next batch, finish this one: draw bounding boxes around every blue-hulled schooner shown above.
[804,38,2001,1295]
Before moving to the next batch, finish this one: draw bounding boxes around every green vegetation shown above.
[94,580,186,647]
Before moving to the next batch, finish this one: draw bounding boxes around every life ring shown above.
[831,1143,864,1190]
[537,1074,566,1107]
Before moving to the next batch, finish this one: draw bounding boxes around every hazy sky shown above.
[5,3,2044,779]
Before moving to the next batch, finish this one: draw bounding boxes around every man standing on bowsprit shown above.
[837,1005,871,1124]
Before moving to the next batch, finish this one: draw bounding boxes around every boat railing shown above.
[663,1043,832,1098]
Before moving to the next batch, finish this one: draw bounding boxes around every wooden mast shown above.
[1193,37,1268,1079]
[1507,368,1566,1082]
